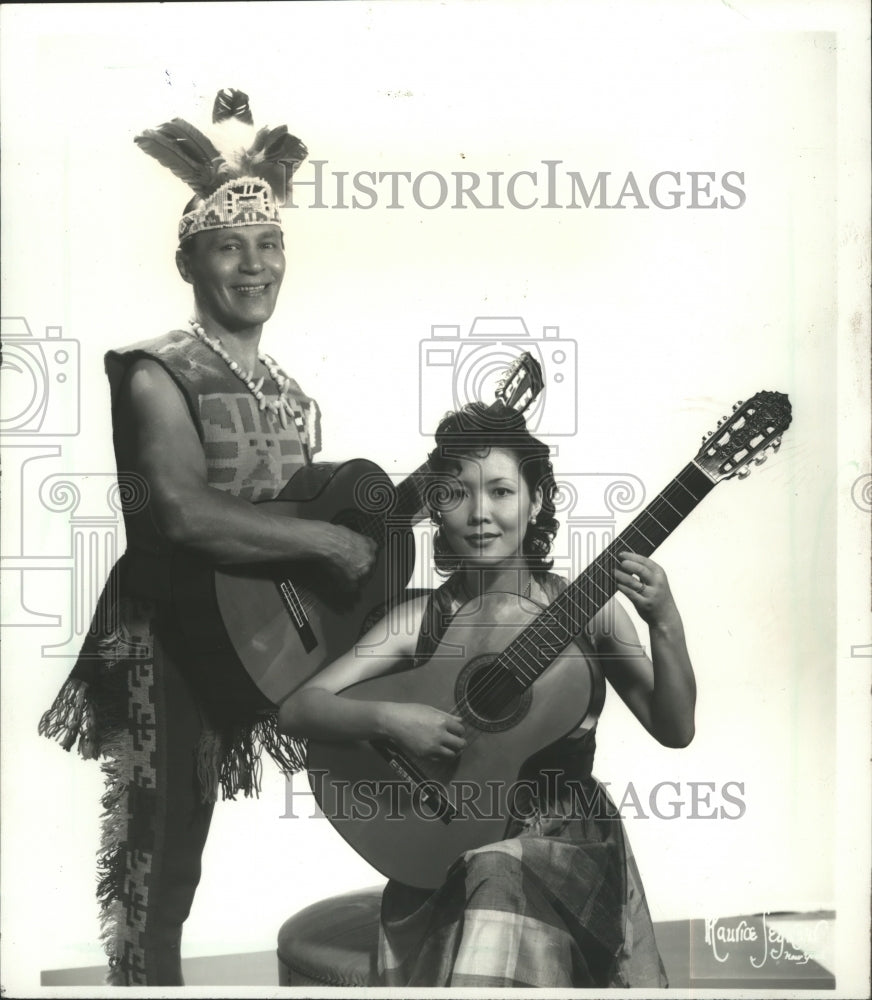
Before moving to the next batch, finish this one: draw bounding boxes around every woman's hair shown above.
[426,401,559,575]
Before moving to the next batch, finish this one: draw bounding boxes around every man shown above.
[40,91,376,985]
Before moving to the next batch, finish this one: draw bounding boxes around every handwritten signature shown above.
[703,914,829,968]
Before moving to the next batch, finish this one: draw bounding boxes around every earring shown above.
[431,511,443,526]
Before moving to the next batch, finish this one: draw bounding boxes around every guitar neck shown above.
[500,461,716,686]
[392,461,432,527]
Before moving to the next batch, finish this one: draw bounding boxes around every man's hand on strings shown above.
[322,525,378,589]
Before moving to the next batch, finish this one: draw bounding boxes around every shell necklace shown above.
[188,318,297,429]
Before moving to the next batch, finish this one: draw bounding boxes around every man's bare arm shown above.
[116,359,375,579]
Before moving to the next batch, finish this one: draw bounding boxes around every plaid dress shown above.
[378,575,669,988]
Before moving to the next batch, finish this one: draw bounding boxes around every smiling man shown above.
[39,93,376,986]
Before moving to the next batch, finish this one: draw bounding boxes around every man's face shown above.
[177,224,285,333]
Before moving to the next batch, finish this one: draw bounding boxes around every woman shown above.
[279,402,696,988]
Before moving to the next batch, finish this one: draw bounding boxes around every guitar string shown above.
[395,462,716,785]
[494,471,704,687]
[437,473,694,717]
[498,470,703,685]
[288,467,703,754]
[448,469,706,718]
[339,412,784,808]
[291,465,703,783]
[473,479,689,694]
[376,417,783,781]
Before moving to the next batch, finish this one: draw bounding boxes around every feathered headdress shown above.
[134,88,308,243]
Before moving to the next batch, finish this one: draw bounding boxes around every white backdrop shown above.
[1,2,869,995]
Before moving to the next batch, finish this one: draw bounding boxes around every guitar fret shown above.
[497,464,715,685]
[658,492,682,516]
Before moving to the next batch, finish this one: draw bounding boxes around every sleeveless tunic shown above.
[39,329,320,984]
[378,573,669,988]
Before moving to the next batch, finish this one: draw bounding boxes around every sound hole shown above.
[456,655,532,733]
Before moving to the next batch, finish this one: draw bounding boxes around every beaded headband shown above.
[134,88,307,243]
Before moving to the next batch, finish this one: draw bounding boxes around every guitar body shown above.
[173,460,415,709]
[170,353,546,712]
[307,591,604,890]
[306,390,793,891]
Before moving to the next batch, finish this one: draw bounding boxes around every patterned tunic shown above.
[378,574,669,988]
[39,329,320,984]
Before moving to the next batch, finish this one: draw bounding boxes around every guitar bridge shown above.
[277,579,318,653]
[371,740,458,824]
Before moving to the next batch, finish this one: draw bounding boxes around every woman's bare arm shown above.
[278,597,467,760]
[591,553,696,748]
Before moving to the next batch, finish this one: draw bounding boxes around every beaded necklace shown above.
[188,318,297,430]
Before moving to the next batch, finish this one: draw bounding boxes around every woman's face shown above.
[437,448,542,566]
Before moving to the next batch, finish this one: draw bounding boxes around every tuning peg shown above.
[753,453,768,465]
[737,466,752,479]
[771,437,782,452]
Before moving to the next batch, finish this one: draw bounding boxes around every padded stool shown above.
[277,886,384,987]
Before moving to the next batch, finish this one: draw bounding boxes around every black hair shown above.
[426,401,559,575]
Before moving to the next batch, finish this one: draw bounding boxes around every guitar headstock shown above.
[493,352,544,416]
[695,391,792,483]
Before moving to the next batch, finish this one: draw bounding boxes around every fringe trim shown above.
[196,715,308,804]
[38,617,133,759]
[40,668,137,980]
[96,737,137,985]
[38,677,99,757]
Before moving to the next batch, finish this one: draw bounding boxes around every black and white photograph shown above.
[1,2,869,996]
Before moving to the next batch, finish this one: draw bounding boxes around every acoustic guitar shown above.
[172,353,543,710]
[306,391,792,889]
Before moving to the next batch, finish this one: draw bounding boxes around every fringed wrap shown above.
[38,596,142,759]
[38,677,98,755]
[196,716,308,803]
